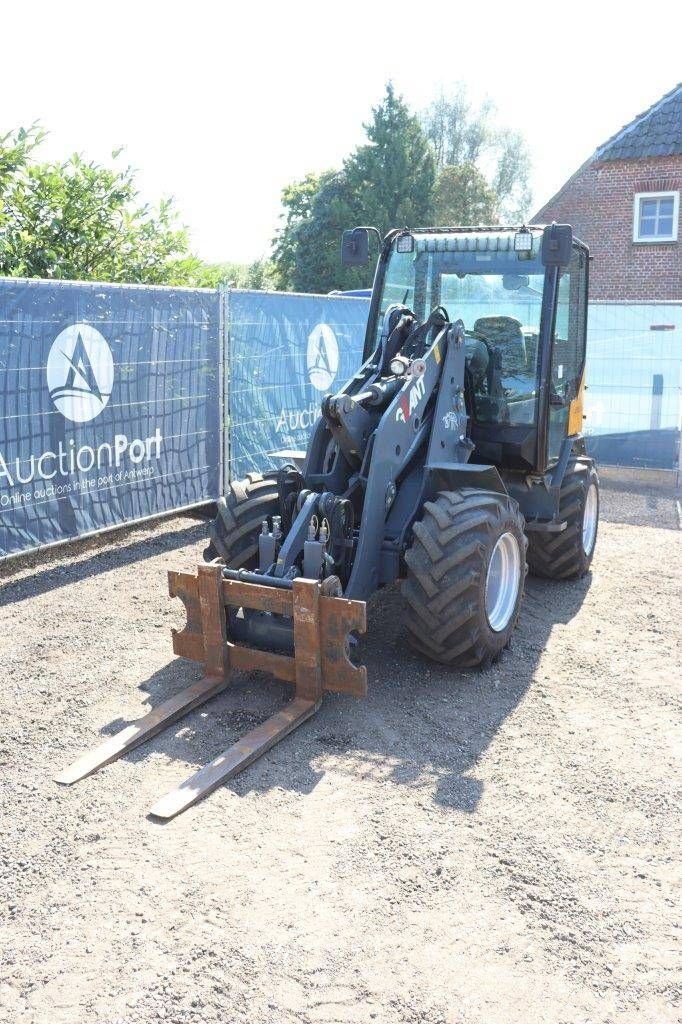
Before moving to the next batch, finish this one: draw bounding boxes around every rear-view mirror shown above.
[503,274,529,291]
[541,223,573,268]
[341,228,370,267]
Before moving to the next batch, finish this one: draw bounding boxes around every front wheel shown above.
[205,472,280,566]
[403,489,527,669]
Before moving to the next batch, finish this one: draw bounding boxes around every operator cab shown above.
[351,225,588,474]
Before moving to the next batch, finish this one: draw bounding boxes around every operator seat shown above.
[473,316,526,375]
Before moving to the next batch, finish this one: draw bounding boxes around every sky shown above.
[2,0,680,264]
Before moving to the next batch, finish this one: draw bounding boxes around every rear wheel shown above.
[403,489,527,668]
[527,460,599,580]
[205,472,280,566]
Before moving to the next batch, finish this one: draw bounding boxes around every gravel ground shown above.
[0,484,679,1024]
[599,472,680,530]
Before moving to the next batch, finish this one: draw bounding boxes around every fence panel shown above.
[0,279,220,558]
[584,303,681,470]
[227,290,370,480]
[2,281,678,561]
[227,295,681,477]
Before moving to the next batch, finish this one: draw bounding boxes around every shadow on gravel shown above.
[85,570,593,818]
[350,576,592,812]
[0,520,207,607]
[598,478,679,531]
[97,659,327,801]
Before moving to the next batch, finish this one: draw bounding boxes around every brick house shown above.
[534,83,681,301]
[534,84,681,471]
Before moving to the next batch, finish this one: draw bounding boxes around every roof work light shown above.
[513,227,533,252]
[396,233,415,253]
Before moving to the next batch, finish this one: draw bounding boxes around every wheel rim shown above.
[485,532,522,633]
[582,483,598,555]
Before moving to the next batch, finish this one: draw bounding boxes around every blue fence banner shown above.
[2,279,679,561]
[227,290,370,480]
[0,279,220,558]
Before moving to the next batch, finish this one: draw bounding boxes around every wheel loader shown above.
[57,222,599,819]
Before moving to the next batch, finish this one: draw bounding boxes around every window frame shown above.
[633,190,679,243]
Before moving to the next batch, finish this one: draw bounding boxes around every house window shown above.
[633,191,679,243]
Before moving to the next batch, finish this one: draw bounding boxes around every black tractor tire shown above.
[527,460,599,580]
[205,472,280,566]
[403,489,527,669]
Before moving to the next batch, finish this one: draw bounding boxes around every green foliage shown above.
[0,83,533,296]
[0,125,279,290]
[0,128,194,283]
[271,172,327,290]
[421,86,531,222]
[241,259,276,291]
[176,257,276,290]
[491,128,532,222]
[273,170,362,293]
[273,82,532,294]
[433,164,498,226]
[273,85,435,293]
[421,88,494,168]
[0,124,45,181]
[344,83,435,232]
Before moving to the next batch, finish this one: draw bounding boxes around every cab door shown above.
[547,246,589,462]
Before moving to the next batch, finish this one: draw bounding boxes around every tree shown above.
[0,135,190,282]
[272,84,435,293]
[422,87,494,168]
[271,172,328,290]
[343,83,435,232]
[433,164,498,225]
[492,128,532,222]
[0,126,237,285]
[421,86,532,223]
[272,170,363,293]
[243,259,276,291]
[0,126,280,289]
[178,257,276,290]
[0,124,45,182]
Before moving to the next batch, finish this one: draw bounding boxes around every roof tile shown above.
[594,83,682,161]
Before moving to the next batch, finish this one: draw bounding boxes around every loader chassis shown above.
[58,224,598,818]
[215,224,590,604]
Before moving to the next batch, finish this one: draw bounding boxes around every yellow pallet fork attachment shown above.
[55,564,367,820]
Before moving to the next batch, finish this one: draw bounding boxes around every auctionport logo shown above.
[0,320,166,508]
[307,323,339,392]
[47,323,114,422]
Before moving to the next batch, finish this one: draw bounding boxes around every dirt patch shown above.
[0,500,679,1024]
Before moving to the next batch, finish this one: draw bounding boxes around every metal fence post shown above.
[218,282,230,495]
[650,373,663,431]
